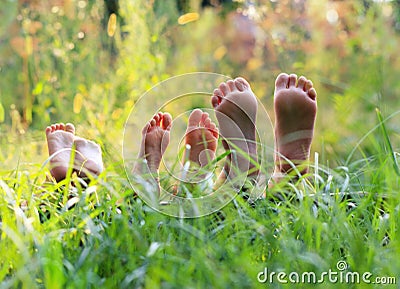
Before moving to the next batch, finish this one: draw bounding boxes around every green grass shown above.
[0,127,399,288]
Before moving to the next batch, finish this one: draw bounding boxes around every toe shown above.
[305,80,313,91]
[211,95,219,108]
[65,123,75,134]
[297,76,307,91]
[308,88,317,100]
[157,112,163,124]
[201,112,209,124]
[210,125,219,138]
[288,74,297,87]
[45,126,52,136]
[154,113,161,126]
[188,109,203,126]
[150,118,156,127]
[214,88,223,99]
[219,82,229,96]
[275,73,289,89]
[50,124,56,132]
[142,122,150,134]
[234,77,250,91]
[204,118,211,127]
[226,80,236,92]
[161,112,172,130]
[59,123,66,130]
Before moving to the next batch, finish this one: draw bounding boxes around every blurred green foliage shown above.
[1,0,400,167]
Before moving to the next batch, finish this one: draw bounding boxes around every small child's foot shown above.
[74,137,103,178]
[272,73,317,183]
[184,109,218,167]
[138,112,172,173]
[46,123,104,182]
[46,123,75,182]
[211,77,258,180]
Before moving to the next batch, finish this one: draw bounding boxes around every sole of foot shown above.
[74,137,103,179]
[139,112,172,174]
[45,123,75,182]
[272,73,317,183]
[211,77,259,180]
[184,108,218,167]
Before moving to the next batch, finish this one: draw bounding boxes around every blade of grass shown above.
[376,108,400,176]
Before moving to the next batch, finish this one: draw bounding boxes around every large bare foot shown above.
[211,77,258,182]
[184,109,218,168]
[74,137,103,179]
[272,73,317,183]
[46,123,75,182]
[137,112,172,174]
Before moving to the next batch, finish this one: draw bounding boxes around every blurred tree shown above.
[391,0,400,32]
[102,0,125,59]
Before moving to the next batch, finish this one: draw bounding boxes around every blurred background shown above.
[1,0,400,171]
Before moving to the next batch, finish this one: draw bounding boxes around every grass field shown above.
[1,131,399,288]
[1,1,400,288]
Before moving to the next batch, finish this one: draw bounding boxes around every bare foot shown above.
[184,109,218,167]
[137,112,172,174]
[272,73,317,182]
[46,123,104,182]
[74,137,103,178]
[211,77,258,181]
[46,123,75,182]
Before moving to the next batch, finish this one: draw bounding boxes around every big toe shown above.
[161,112,172,130]
[188,109,203,126]
[65,123,75,134]
[275,73,289,90]
[234,77,250,91]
